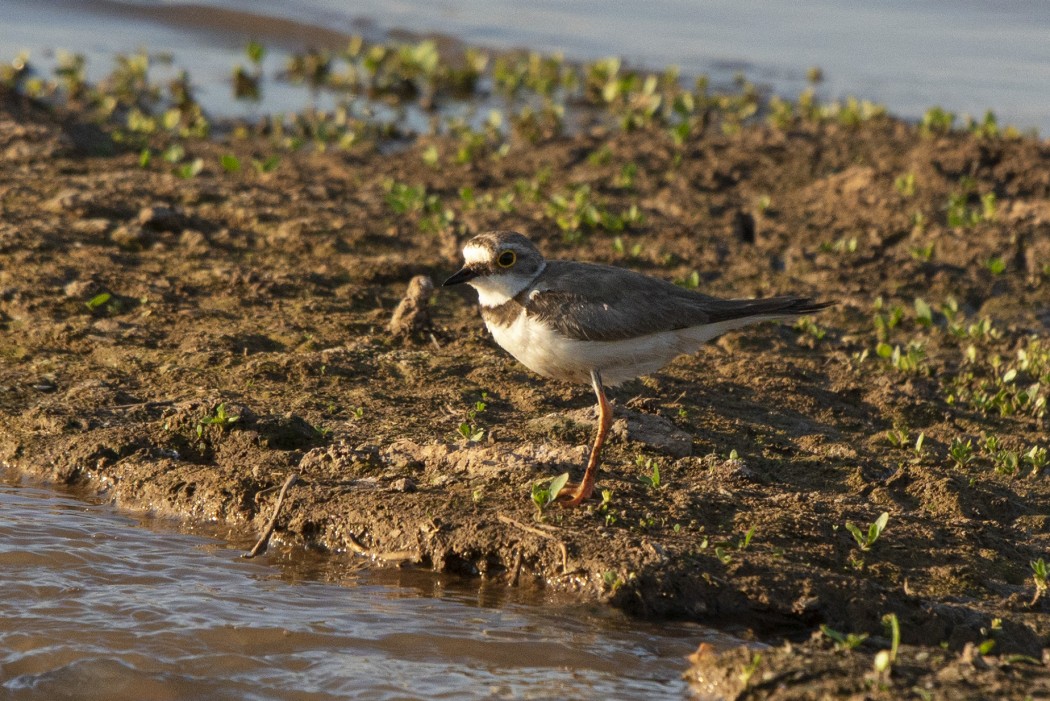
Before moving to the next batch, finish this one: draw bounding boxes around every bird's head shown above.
[443,231,546,306]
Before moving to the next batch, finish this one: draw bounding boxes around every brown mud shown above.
[1,85,1049,698]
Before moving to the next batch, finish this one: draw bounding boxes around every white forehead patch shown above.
[462,243,492,265]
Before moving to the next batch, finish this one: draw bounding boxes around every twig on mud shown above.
[429,333,442,350]
[497,514,557,538]
[508,548,523,587]
[243,473,299,559]
[108,399,177,411]
[497,514,570,575]
[346,533,419,564]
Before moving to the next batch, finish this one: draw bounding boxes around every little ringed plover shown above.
[444,230,831,506]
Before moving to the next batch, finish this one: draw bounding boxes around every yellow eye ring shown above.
[497,250,516,267]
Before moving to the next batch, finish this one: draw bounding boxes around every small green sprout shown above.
[794,317,827,342]
[220,153,242,173]
[739,653,762,686]
[894,172,916,197]
[597,489,616,525]
[820,625,869,651]
[715,546,732,564]
[737,526,756,550]
[252,155,280,173]
[886,426,910,448]
[457,422,484,442]
[1031,558,1048,606]
[176,158,204,179]
[531,472,569,519]
[637,457,661,489]
[948,437,974,468]
[910,242,934,261]
[1023,446,1048,474]
[985,256,1007,275]
[845,512,889,552]
[85,292,112,311]
[912,432,926,459]
[873,613,900,673]
[978,618,1001,655]
[196,403,240,439]
[913,297,933,326]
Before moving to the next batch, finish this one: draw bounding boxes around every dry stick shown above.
[508,548,523,587]
[346,533,419,563]
[497,514,570,574]
[243,473,299,559]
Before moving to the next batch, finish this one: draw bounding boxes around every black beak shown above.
[443,266,478,286]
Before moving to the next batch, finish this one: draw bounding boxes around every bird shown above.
[443,230,831,507]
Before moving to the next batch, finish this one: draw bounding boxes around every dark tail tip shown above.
[790,298,836,315]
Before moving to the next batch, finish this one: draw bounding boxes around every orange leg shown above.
[557,370,612,507]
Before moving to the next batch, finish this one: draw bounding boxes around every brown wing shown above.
[524,261,830,342]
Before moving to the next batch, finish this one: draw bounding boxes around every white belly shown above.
[485,311,782,386]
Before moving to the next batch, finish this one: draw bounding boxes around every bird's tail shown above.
[701,295,833,323]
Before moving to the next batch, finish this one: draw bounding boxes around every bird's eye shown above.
[497,250,516,267]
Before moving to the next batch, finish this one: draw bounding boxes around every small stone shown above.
[388,275,435,338]
[390,477,416,493]
[45,189,87,214]
[110,225,146,247]
[138,205,183,231]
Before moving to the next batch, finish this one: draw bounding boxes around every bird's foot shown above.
[555,480,594,507]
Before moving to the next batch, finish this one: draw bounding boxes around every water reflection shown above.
[0,472,716,700]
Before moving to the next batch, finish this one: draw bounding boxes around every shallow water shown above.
[1,0,1048,132]
[0,471,716,699]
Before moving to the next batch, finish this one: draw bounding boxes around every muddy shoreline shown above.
[2,61,1049,698]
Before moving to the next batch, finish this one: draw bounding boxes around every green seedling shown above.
[252,155,280,173]
[912,432,926,459]
[85,292,112,311]
[597,489,616,525]
[531,472,569,519]
[676,270,701,289]
[978,618,1001,655]
[894,172,916,197]
[910,242,934,261]
[994,450,1019,476]
[1024,446,1048,474]
[876,341,926,373]
[948,437,974,468]
[196,403,240,439]
[457,422,484,442]
[986,256,1007,275]
[886,426,910,448]
[739,653,762,686]
[457,392,488,442]
[637,457,661,489]
[737,526,756,550]
[176,158,204,179]
[220,153,241,173]
[820,625,869,651]
[715,546,732,564]
[845,512,889,552]
[1031,558,1048,606]
[794,317,827,342]
[913,297,933,326]
[873,613,900,673]
[602,570,625,592]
